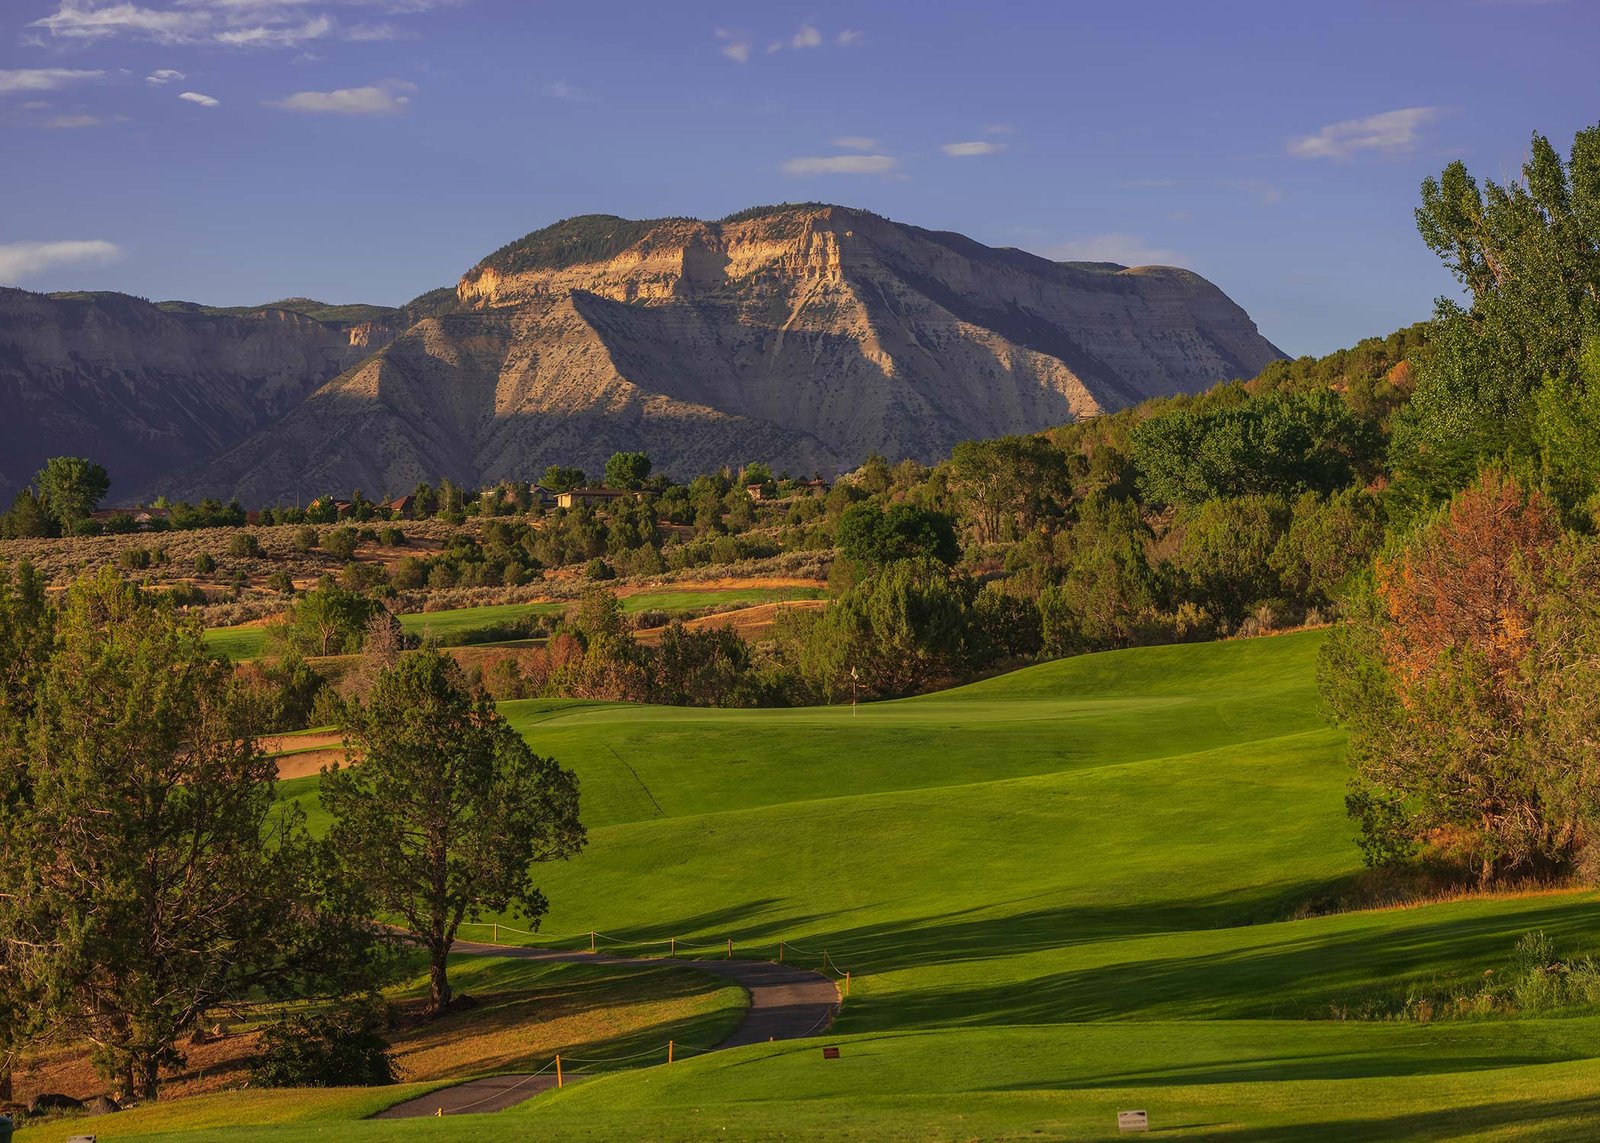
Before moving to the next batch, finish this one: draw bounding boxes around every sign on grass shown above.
[1117,1110,1149,1133]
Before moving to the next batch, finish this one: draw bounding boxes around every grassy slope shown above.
[202,586,825,661]
[54,631,1600,1140]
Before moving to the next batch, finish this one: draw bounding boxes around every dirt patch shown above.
[618,575,825,595]
[635,599,826,645]
[274,748,350,780]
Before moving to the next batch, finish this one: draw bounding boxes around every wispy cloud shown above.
[178,89,219,106]
[1288,106,1439,160]
[0,239,122,285]
[837,28,863,46]
[783,153,898,176]
[145,67,186,83]
[791,23,821,48]
[942,140,1006,157]
[41,114,102,128]
[715,28,751,63]
[29,1,457,49]
[0,68,105,94]
[265,79,414,113]
[831,135,877,151]
[984,123,1015,135]
[544,79,593,102]
[1042,233,1179,267]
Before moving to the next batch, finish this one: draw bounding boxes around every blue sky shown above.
[1,0,1595,356]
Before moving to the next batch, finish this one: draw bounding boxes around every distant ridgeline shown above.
[0,202,1284,508]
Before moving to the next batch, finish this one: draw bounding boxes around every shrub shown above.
[293,526,320,552]
[250,1006,395,1088]
[265,569,295,595]
[194,552,217,575]
[377,526,405,547]
[119,547,151,570]
[584,557,615,581]
[228,533,262,558]
[323,528,359,561]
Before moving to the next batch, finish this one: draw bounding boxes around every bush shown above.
[377,526,405,547]
[293,526,320,552]
[228,533,262,558]
[119,547,151,571]
[323,528,359,561]
[194,552,217,575]
[266,569,295,595]
[584,557,615,581]
[250,1006,395,1088]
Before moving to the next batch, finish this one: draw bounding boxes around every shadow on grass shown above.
[1189,1093,1600,1141]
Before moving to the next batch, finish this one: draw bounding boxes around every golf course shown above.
[24,628,1600,1141]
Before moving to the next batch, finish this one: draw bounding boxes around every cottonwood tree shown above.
[323,651,585,1014]
[948,435,1069,543]
[35,456,109,536]
[1321,470,1600,883]
[0,570,377,1101]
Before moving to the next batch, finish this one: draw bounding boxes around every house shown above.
[386,494,415,518]
[90,507,171,531]
[795,478,830,496]
[528,484,559,508]
[556,488,637,510]
[745,483,769,501]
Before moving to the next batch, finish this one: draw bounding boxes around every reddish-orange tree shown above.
[1321,469,1600,883]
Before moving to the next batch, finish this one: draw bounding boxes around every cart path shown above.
[373,941,841,1118]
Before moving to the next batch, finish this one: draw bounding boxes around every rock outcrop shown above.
[171,205,1283,503]
[0,290,396,503]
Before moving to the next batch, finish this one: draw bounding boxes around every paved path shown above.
[373,941,840,1118]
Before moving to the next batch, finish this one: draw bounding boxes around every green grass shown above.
[61,629,1600,1139]
[203,586,825,662]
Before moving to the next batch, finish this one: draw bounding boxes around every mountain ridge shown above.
[1,204,1284,505]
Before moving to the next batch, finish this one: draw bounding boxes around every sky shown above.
[1,0,1596,357]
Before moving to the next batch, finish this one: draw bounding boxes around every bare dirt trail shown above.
[372,942,840,1118]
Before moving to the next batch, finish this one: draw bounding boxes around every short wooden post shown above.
[668,1039,674,1064]
[590,931,596,954]
[670,937,676,958]
[555,1054,563,1089]
[727,938,733,960]
[845,971,851,997]
[779,940,784,963]
[493,922,499,943]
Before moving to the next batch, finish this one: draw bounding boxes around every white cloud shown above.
[265,79,414,113]
[782,154,898,176]
[179,89,219,105]
[942,140,1006,157]
[831,135,877,151]
[214,14,331,45]
[791,23,821,48]
[1288,106,1439,160]
[0,68,105,94]
[714,29,750,62]
[29,1,455,48]
[1042,233,1180,267]
[145,67,186,83]
[0,240,122,285]
[837,28,863,46]
[42,114,103,128]
[544,79,593,102]
[984,123,1014,135]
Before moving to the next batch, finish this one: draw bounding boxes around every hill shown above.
[0,289,398,504]
[162,204,1282,503]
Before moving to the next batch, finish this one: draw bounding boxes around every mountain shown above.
[169,205,1283,503]
[0,289,400,504]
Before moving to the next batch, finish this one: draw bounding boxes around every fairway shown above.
[201,585,825,661]
[50,630,1600,1140]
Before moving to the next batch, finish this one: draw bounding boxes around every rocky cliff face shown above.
[171,205,1283,503]
[0,289,396,504]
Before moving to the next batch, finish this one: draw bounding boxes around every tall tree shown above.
[0,570,373,1101]
[948,435,1069,543]
[323,651,584,1014]
[1394,125,1600,509]
[603,451,652,490]
[35,456,110,536]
